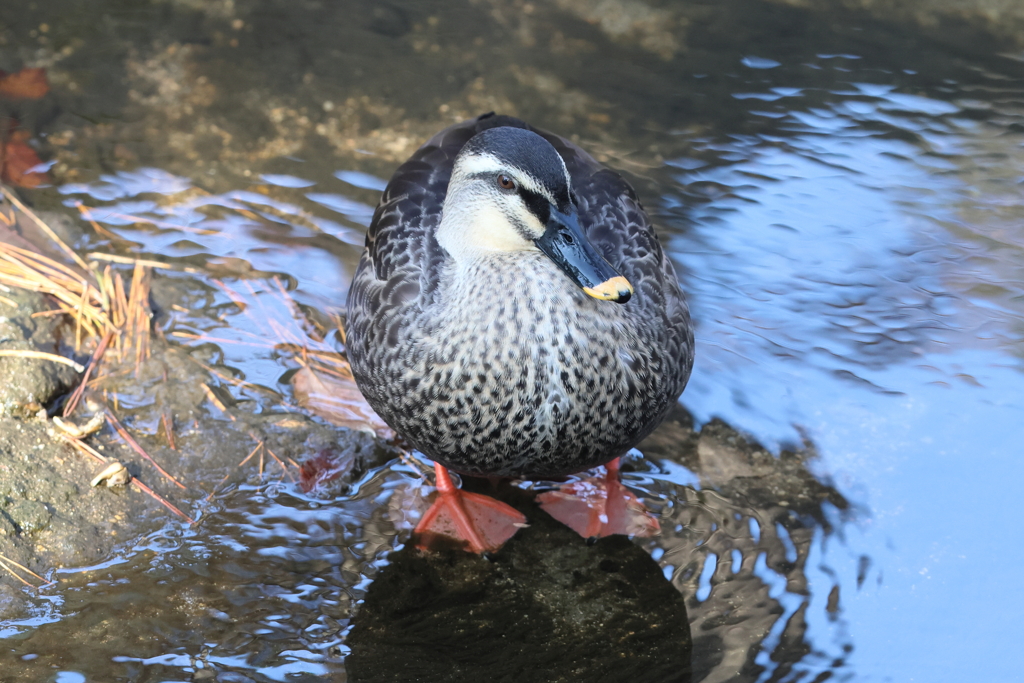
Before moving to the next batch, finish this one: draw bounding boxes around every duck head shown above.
[436,126,633,304]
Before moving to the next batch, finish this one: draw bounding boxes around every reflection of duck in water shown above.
[345,488,693,683]
[346,113,694,552]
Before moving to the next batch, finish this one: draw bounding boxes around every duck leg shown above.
[537,457,660,539]
[413,463,527,554]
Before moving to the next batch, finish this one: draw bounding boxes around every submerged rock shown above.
[696,419,848,523]
[346,485,692,683]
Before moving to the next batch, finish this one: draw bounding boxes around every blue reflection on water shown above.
[662,65,1024,680]
[333,170,388,192]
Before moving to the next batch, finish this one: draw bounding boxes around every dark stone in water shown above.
[346,484,692,683]
[364,2,410,38]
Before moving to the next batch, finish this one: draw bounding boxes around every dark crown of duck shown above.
[437,127,633,303]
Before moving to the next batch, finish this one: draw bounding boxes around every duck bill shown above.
[534,208,633,304]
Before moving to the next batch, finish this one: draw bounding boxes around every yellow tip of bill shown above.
[583,276,634,302]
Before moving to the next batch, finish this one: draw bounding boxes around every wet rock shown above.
[696,419,847,521]
[347,485,692,683]
[0,581,28,620]
[0,288,79,417]
[697,422,774,486]
[0,418,145,573]
[638,409,848,523]
[0,509,16,537]
[4,499,52,535]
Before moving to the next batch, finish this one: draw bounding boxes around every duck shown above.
[346,113,694,553]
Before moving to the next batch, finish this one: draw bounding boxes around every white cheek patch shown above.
[473,203,537,251]
[437,184,539,258]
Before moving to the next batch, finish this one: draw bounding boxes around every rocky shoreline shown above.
[0,195,392,619]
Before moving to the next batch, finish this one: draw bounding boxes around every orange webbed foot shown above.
[413,464,527,554]
[537,457,660,539]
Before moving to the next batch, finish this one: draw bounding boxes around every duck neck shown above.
[433,250,577,335]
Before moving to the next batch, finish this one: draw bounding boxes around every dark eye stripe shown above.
[464,171,562,225]
[519,188,550,226]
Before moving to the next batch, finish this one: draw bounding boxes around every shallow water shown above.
[2,0,1024,680]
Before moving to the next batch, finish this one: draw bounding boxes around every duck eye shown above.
[496,174,516,191]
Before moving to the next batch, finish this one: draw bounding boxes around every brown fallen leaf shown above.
[0,67,50,100]
[1,129,49,188]
[299,448,354,494]
[291,365,393,438]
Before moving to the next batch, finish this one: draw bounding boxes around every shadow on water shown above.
[1,0,1023,680]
